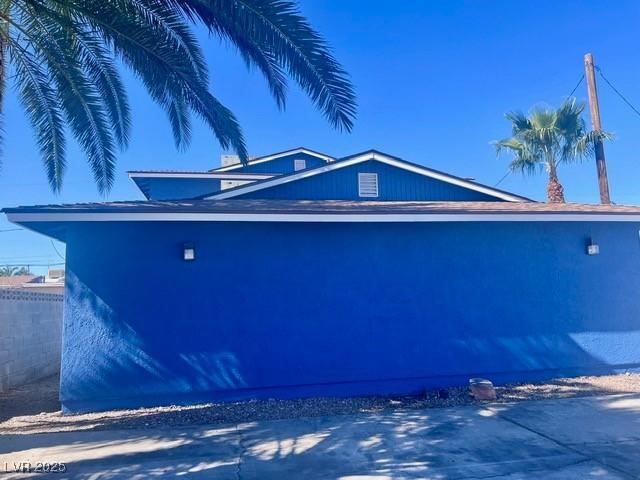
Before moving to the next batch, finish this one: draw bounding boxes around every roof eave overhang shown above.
[7,212,640,224]
[127,172,275,180]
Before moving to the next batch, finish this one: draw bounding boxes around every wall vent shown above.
[358,173,379,198]
[294,159,306,171]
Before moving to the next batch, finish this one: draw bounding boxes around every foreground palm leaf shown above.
[493,98,612,203]
[0,0,356,193]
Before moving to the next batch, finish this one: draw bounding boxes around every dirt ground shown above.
[1,373,639,435]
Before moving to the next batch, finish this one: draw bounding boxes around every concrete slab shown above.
[578,441,640,478]
[492,393,640,445]
[1,395,639,479]
[473,461,627,479]
[0,425,241,479]
[491,393,640,478]
[259,408,585,479]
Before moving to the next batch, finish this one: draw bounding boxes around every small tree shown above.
[0,265,31,276]
[494,98,613,203]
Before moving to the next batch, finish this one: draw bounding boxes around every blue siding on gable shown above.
[235,160,503,201]
[60,219,640,412]
[138,177,224,200]
[224,152,328,174]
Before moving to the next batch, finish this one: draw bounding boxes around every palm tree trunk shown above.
[547,163,566,203]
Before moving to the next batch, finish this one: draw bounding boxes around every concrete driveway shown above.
[1,393,639,479]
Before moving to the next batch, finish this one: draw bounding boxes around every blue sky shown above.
[2,0,640,273]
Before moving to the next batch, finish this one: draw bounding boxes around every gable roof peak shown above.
[339,149,401,161]
[211,147,334,172]
[206,149,532,202]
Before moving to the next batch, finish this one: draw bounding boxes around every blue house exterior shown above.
[128,171,274,200]
[212,147,334,174]
[209,151,527,202]
[128,148,334,200]
[5,148,640,413]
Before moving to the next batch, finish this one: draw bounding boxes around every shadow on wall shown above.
[60,262,640,413]
[61,272,247,410]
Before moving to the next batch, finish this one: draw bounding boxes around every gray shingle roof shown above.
[5,200,640,216]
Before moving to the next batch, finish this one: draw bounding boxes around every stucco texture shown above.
[60,220,640,412]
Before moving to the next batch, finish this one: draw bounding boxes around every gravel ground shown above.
[1,373,639,435]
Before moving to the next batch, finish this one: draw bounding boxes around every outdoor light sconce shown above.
[183,243,195,261]
[586,239,600,256]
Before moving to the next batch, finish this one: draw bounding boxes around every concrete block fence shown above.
[0,289,63,392]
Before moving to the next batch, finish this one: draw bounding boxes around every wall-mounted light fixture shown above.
[586,239,599,256]
[183,243,195,261]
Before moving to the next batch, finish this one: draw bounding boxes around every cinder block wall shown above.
[0,289,63,392]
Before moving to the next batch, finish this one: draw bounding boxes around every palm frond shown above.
[7,39,66,191]
[493,137,541,176]
[66,0,248,159]
[504,111,531,135]
[508,155,540,176]
[236,40,288,108]
[167,93,192,151]
[13,1,130,150]
[129,0,209,84]
[181,79,248,159]
[555,98,586,136]
[493,137,523,156]
[2,0,355,192]
[572,130,615,161]
[73,30,131,149]
[169,0,357,131]
[13,2,117,193]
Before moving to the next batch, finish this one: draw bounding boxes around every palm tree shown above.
[0,265,31,276]
[0,0,356,193]
[494,98,612,203]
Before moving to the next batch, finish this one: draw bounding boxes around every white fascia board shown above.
[128,172,274,180]
[214,148,334,172]
[369,154,528,202]
[7,212,640,223]
[207,152,527,202]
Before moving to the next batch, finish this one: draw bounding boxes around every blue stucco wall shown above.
[225,152,328,174]
[236,160,503,201]
[137,177,224,200]
[61,220,640,412]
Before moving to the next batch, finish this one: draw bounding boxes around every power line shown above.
[0,262,64,267]
[0,228,23,233]
[494,170,511,187]
[568,74,585,98]
[50,240,66,261]
[595,65,640,119]
[0,255,56,260]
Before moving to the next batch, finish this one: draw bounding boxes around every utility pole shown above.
[584,53,611,204]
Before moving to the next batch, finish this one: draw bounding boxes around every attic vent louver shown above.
[358,173,379,198]
[294,159,306,171]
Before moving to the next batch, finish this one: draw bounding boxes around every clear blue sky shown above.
[2,0,640,273]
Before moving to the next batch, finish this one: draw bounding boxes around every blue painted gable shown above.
[134,177,223,200]
[233,159,505,201]
[216,151,329,174]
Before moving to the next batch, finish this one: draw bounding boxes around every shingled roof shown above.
[5,199,640,216]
